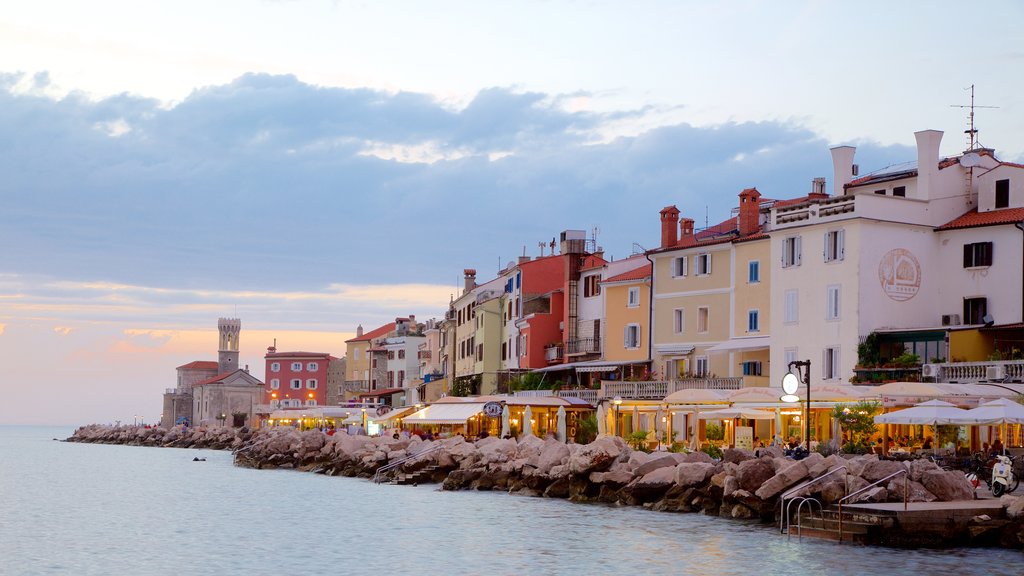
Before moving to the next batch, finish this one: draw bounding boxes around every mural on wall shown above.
[878,248,921,301]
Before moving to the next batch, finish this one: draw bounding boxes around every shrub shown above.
[705,423,724,442]
[701,444,723,460]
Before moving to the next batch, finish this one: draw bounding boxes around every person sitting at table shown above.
[991,439,1004,456]
[922,437,932,450]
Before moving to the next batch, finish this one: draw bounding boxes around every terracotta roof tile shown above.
[360,387,403,397]
[345,322,396,343]
[177,361,218,371]
[264,351,331,358]
[936,207,1024,231]
[603,263,652,283]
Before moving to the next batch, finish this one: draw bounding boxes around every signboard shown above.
[483,401,504,418]
[375,405,392,416]
[735,426,754,451]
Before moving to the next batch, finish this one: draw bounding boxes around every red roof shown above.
[177,361,218,371]
[359,387,403,397]
[936,207,1024,231]
[580,254,608,270]
[346,322,396,343]
[603,263,652,283]
[195,371,236,386]
[264,351,331,359]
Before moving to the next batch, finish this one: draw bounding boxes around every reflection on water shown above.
[2,426,1023,575]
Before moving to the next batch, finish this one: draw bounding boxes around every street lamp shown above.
[613,396,623,437]
[781,360,811,453]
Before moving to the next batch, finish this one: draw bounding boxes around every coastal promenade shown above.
[67,424,1024,549]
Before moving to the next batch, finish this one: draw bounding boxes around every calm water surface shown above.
[2,426,1023,575]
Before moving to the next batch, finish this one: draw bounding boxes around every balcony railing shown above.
[566,337,601,355]
[926,360,1024,383]
[599,378,743,400]
[556,389,599,404]
[544,345,564,362]
[418,350,432,359]
[344,380,370,392]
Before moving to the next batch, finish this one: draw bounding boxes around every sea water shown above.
[2,426,1022,575]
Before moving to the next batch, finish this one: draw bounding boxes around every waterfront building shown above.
[325,355,347,406]
[412,318,447,402]
[263,347,335,407]
[599,256,652,374]
[343,320,396,398]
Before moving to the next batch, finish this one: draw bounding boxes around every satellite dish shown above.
[959,152,981,168]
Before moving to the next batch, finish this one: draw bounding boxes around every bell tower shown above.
[218,317,241,374]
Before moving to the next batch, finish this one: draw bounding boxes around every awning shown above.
[705,336,770,353]
[654,344,695,355]
[367,406,416,423]
[403,402,486,425]
[533,360,647,373]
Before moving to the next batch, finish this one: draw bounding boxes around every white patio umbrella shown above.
[632,406,640,432]
[500,404,510,438]
[696,407,776,420]
[596,402,607,435]
[873,399,969,425]
[523,405,534,437]
[556,406,567,443]
[949,398,1024,454]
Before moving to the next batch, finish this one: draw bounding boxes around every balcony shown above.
[566,337,601,356]
[544,344,564,363]
[925,360,1024,383]
[344,380,370,392]
[418,350,431,359]
[599,378,743,400]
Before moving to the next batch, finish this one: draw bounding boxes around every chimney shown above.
[737,188,761,236]
[463,269,477,293]
[809,177,828,198]
[679,218,695,242]
[408,314,416,326]
[355,325,363,338]
[915,129,943,201]
[518,255,531,264]
[659,205,680,248]
[830,145,856,195]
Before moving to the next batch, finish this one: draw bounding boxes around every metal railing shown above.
[372,443,444,484]
[779,466,848,534]
[929,360,1024,383]
[566,337,601,355]
[544,345,564,362]
[837,469,908,543]
[344,380,369,392]
[557,389,599,404]
[599,378,743,400]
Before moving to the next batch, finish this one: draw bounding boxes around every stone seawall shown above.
[67,425,1024,548]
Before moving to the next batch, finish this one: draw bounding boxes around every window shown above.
[747,309,760,333]
[823,347,840,380]
[306,399,317,407]
[397,370,405,384]
[826,285,841,321]
[502,342,507,361]
[673,308,685,334]
[624,324,641,349]
[270,362,280,372]
[306,379,317,389]
[963,242,993,268]
[697,307,709,333]
[290,379,302,390]
[782,236,802,267]
[270,378,280,390]
[307,362,318,371]
[784,348,798,369]
[964,297,988,325]
[351,370,358,379]
[583,275,601,297]
[748,260,760,283]
[291,362,302,371]
[784,289,799,324]
[673,256,688,277]
[874,189,886,195]
[398,350,405,360]
[995,179,1010,209]
[892,186,906,197]
[824,229,845,262]
[695,253,712,275]
[388,372,394,387]
[387,350,395,360]
[695,356,709,377]
[741,361,762,376]
[627,287,640,308]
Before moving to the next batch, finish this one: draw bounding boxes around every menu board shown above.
[735,426,754,450]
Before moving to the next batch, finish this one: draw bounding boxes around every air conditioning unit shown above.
[986,366,1005,381]
[921,364,939,378]
[941,314,961,326]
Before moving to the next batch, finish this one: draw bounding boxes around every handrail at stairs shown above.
[837,469,908,543]
[779,466,848,533]
[373,443,444,484]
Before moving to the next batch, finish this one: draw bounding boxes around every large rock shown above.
[886,478,936,503]
[806,454,840,479]
[852,486,888,503]
[676,451,714,464]
[908,458,941,482]
[675,462,716,487]
[589,469,635,488]
[737,458,775,493]
[920,469,974,501]
[846,455,875,478]
[628,466,678,502]
[722,475,739,498]
[536,440,571,474]
[755,461,809,500]
[478,438,518,465]
[1002,495,1024,519]
[722,448,755,464]
[515,435,546,460]
[634,455,679,477]
[860,459,907,483]
[568,436,624,475]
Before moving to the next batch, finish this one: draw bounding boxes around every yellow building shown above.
[343,321,396,399]
[602,261,652,367]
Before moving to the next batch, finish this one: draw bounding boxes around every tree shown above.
[832,400,881,452]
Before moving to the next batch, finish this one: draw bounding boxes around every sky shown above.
[2,0,1023,425]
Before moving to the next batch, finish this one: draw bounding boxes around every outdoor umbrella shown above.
[523,405,534,437]
[873,399,969,425]
[949,398,1024,454]
[632,405,640,433]
[596,402,607,435]
[556,406,567,443]
[500,405,510,438]
[696,407,775,420]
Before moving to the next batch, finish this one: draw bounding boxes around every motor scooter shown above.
[990,454,1018,497]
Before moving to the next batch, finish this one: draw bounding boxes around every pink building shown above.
[264,346,335,407]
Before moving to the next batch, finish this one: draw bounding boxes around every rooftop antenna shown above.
[705,205,709,230]
[537,241,546,257]
[950,84,998,151]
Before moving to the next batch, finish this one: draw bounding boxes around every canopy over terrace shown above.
[268,407,358,429]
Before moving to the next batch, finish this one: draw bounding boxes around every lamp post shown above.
[781,360,812,453]
[613,396,623,437]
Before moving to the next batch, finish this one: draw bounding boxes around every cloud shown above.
[53,326,73,336]
[0,71,918,296]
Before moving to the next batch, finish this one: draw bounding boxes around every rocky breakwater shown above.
[67,424,251,451]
